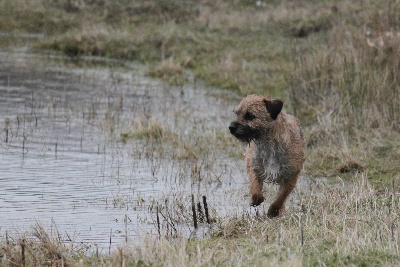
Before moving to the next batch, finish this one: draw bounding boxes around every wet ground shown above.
[0,47,252,251]
[0,38,337,252]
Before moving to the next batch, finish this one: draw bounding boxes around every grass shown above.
[1,222,89,266]
[119,115,240,161]
[120,117,175,142]
[289,20,400,183]
[1,0,400,265]
[2,175,400,266]
[0,0,311,93]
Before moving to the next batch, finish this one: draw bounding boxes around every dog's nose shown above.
[229,123,237,134]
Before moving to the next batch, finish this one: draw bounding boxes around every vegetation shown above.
[1,0,399,265]
[3,176,400,266]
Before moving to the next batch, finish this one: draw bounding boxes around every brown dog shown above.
[229,94,305,218]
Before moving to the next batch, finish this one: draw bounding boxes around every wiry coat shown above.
[247,112,304,184]
[229,94,305,218]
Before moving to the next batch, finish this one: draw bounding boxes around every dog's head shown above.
[229,94,283,142]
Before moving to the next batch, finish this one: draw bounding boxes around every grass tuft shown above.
[120,117,177,142]
[148,56,192,85]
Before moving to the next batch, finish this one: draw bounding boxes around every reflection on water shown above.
[0,51,249,250]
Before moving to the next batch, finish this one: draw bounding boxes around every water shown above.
[0,50,249,250]
[0,44,340,252]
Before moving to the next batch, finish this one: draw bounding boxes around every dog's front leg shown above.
[247,160,264,206]
[267,176,297,218]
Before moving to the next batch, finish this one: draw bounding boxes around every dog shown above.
[229,94,305,218]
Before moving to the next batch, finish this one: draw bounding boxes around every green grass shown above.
[119,115,240,161]
[0,0,316,93]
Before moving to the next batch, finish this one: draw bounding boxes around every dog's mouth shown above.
[232,132,252,143]
[229,122,259,143]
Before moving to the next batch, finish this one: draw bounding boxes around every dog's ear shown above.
[264,99,283,120]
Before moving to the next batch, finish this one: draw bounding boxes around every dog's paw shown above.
[267,204,283,218]
[250,194,265,206]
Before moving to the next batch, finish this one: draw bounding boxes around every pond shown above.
[0,37,330,253]
[0,47,252,251]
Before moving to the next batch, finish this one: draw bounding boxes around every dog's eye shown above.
[244,112,255,120]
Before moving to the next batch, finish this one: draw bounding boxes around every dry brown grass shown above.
[286,0,400,182]
[3,174,399,266]
[105,174,400,266]
[1,222,88,266]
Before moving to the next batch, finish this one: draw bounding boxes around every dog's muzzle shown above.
[229,122,258,142]
[229,122,239,135]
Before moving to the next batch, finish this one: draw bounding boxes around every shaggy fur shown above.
[229,94,305,218]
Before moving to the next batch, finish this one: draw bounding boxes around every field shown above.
[1,0,399,265]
